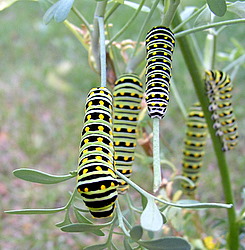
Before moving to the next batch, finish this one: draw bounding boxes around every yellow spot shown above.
[116,128,121,132]
[96,147,102,151]
[84,139,89,144]
[87,115,91,120]
[85,127,90,132]
[88,101,93,107]
[126,142,131,146]
[98,126,104,131]
[83,149,88,154]
[100,90,104,94]
[101,185,106,190]
[121,181,126,185]
[118,116,122,119]
[131,93,135,96]
[99,114,104,119]
[96,166,102,171]
[122,169,127,174]
[124,156,129,161]
[96,156,102,160]
[99,101,104,105]
[127,128,132,132]
[119,104,124,108]
[108,168,114,175]
[84,187,89,192]
[111,182,115,187]
[83,169,88,174]
[130,106,134,109]
[97,137,103,142]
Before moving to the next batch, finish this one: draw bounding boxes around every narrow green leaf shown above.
[0,0,18,11]
[140,198,163,231]
[61,222,110,234]
[227,1,245,18]
[139,237,191,250]
[84,243,108,250]
[5,207,66,214]
[54,0,74,22]
[13,168,75,184]
[74,209,93,224]
[56,210,72,227]
[141,193,148,209]
[194,6,211,26]
[130,225,143,241]
[206,0,227,17]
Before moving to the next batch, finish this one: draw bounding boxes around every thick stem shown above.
[91,1,108,73]
[97,17,107,87]
[153,118,161,193]
[172,12,239,250]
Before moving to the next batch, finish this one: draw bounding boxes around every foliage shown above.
[1,0,245,249]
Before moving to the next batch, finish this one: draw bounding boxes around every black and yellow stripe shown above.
[205,70,238,151]
[181,103,208,196]
[145,26,175,119]
[77,87,118,218]
[113,74,143,194]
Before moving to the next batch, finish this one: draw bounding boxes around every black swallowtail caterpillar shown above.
[113,74,143,194]
[77,87,119,218]
[181,102,208,196]
[205,70,238,151]
[145,26,175,119]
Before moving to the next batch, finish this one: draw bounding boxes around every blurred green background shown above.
[0,0,244,249]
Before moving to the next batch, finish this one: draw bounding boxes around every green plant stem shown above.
[71,6,92,34]
[104,2,120,22]
[115,170,232,209]
[91,1,108,73]
[171,79,187,117]
[153,118,161,193]
[161,0,180,27]
[97,16,107,87]
[173,5,206,32]
[132,0,160,57]
[175,18,245,38]
[106,0,146,48]
[172,12,239,250]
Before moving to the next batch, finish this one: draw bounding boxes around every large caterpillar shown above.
[205,70,238,151]
[77,87,118,218]
[113,74,143,194]
[145,26,175,119]
[181,102,208,196]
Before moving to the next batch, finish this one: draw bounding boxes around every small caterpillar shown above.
[145,26,175,119]
[181,103,208,195]
[113,74,143,194]
[205,70,238,151]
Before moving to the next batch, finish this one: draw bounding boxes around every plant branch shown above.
[106,0,146,48]
[153,118,161,193]
[91,1,108,73]
[172,11,239,250]
[71,6,92,34]
[175,18,245,38]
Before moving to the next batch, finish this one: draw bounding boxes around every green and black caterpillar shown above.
[77,87,118,218]
[181,103,208,196]
[113,74,143,194]
[145,26,175,119]
[205,70,238,151]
